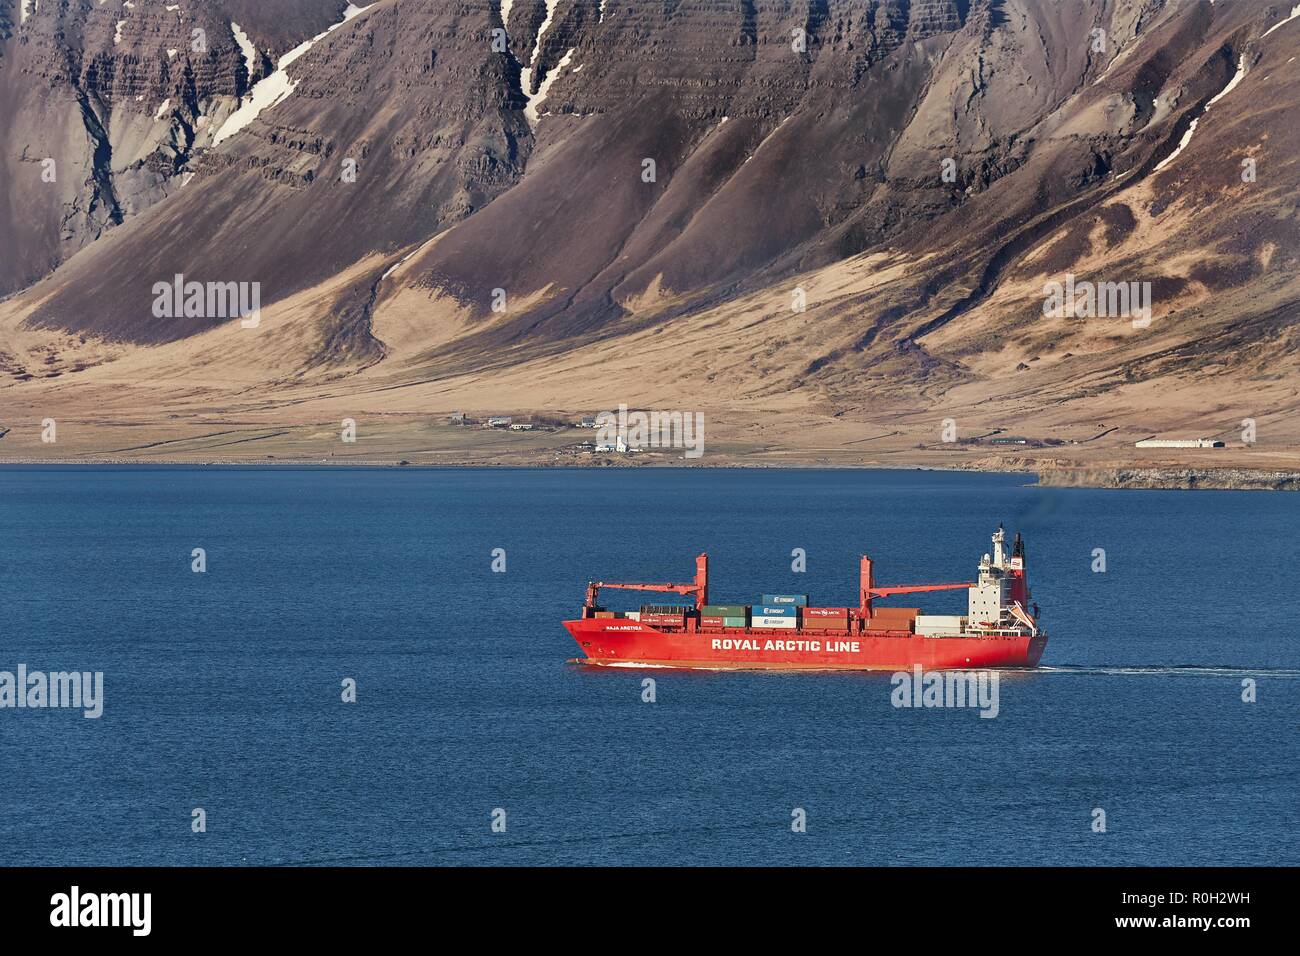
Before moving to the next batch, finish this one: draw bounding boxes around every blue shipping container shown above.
[761,594,808,607]
[755,605,797,617]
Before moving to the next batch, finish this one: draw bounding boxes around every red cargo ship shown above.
[564,527,1047,671]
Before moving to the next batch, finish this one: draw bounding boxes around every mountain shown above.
[1,0,1298,476]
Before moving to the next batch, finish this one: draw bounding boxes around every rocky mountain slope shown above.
[0,0,358,296]
[0,0,1297,473]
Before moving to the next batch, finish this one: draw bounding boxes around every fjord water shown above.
[1,466,1296,867]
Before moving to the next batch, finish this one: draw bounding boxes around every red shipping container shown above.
[865,607,917,631]
[801,619,849,631]
[803,607,851,618]
[700,616,726,628]
[872,606,919,620]
[641,614,686,626]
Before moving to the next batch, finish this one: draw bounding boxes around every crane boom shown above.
[584,553,709,613]
[870,582,972,596]
[858,555,972,617]
[582,552,972,621]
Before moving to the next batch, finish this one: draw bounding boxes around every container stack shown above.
[700,604,749,628]
[752,604,798,629]
[752,594,805,629]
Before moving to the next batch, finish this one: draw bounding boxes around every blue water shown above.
[0,466,1296,866]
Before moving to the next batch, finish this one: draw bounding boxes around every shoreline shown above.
[2,457,1297,490]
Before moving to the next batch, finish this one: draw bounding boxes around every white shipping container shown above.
[915,614,965,636]
[752,616,797,629]
[625,612,641,621]
[916,615,965,629]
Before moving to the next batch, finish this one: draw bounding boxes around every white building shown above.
[1135,438,1224,448]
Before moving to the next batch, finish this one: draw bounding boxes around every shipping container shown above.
[761,594,809,606]
[804,607,850,618]
[915,614,965,635]
[700,616,726,628]
[872,606,920,619]
[701,604,748,617]
[722,616,748,628]
[641,613,686,626]
[865,606,918,631]
[625,612,641,621]
[755,605,796,617]
[866,607,918,625]
[593,611,616,619]
[916,615,964,629]
[752,615,797,629]
[801,617,849,631]
[641,604,694,615]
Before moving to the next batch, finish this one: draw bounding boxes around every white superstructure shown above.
[914,526,1039,637]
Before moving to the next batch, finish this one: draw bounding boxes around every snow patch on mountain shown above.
[213,3,370,147]
[1263,4,1300,38]
[518,0,560,127]
[230,22,259,84]
[528,0,557,67]
[1155,54,1248,172]
[527,47,574,125]
[1206,54,1249,107]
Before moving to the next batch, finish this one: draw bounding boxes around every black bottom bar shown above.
[0,866,1281,941]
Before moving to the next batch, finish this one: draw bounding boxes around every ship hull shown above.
[564,619,1046,671]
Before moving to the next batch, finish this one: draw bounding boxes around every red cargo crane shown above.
[583,553,709,617]
[582,552,972,624]
[858,556,971,619]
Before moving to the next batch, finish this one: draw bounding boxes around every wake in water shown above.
[1035,664,1300,678]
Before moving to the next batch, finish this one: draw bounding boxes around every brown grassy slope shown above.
[0,0,1297,472]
